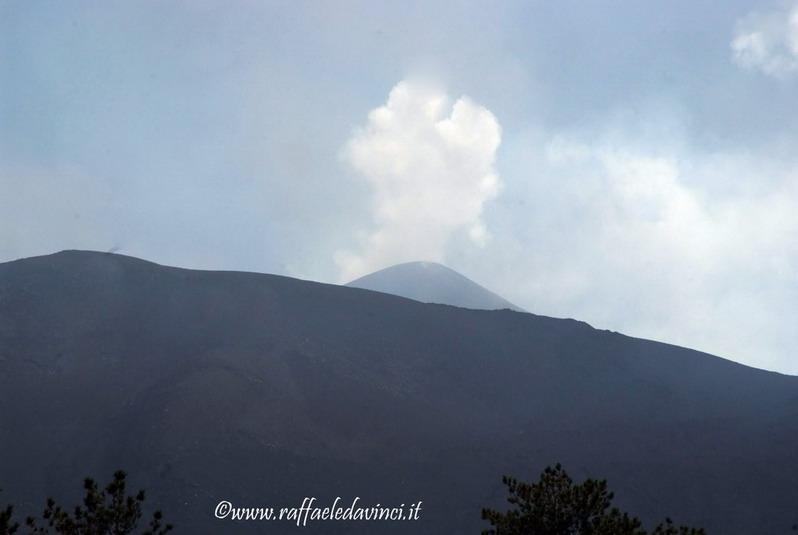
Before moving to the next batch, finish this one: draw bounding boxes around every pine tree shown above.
[1,498,19,534]
[482,464,704,535]
[2,471,171,535]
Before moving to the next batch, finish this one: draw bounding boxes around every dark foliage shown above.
[482,464,704,535]
[1,496,19,534]
[1,471,171,535]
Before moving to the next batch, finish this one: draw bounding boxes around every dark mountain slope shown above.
[0,251,796,534]
[346,261,523,311]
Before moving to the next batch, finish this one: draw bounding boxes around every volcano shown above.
[346,261,523,311]
[1,251,796,534]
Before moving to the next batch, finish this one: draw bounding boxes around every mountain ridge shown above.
[1,250,796,534]
[347,261,524,312]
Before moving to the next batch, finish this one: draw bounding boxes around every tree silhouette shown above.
[1,471,171,535]
[482,464,704,535]
[1,497,19,534]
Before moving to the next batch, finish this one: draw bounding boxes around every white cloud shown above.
[333,78,798,374]
[335,79,501,281]
[478,128,798,374]
[731,1,798,77]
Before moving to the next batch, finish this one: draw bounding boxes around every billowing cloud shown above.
[335,80,501,281]
[475,125,798,374]
[731,1,798,77]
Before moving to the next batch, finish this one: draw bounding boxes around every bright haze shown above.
[2,1,797,374]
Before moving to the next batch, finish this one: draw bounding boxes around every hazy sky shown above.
[2,1,797,374]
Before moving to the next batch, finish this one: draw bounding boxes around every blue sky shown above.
[2,1,798,374]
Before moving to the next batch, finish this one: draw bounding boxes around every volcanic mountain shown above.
[346,261,523,311]
[1,251,796,534]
